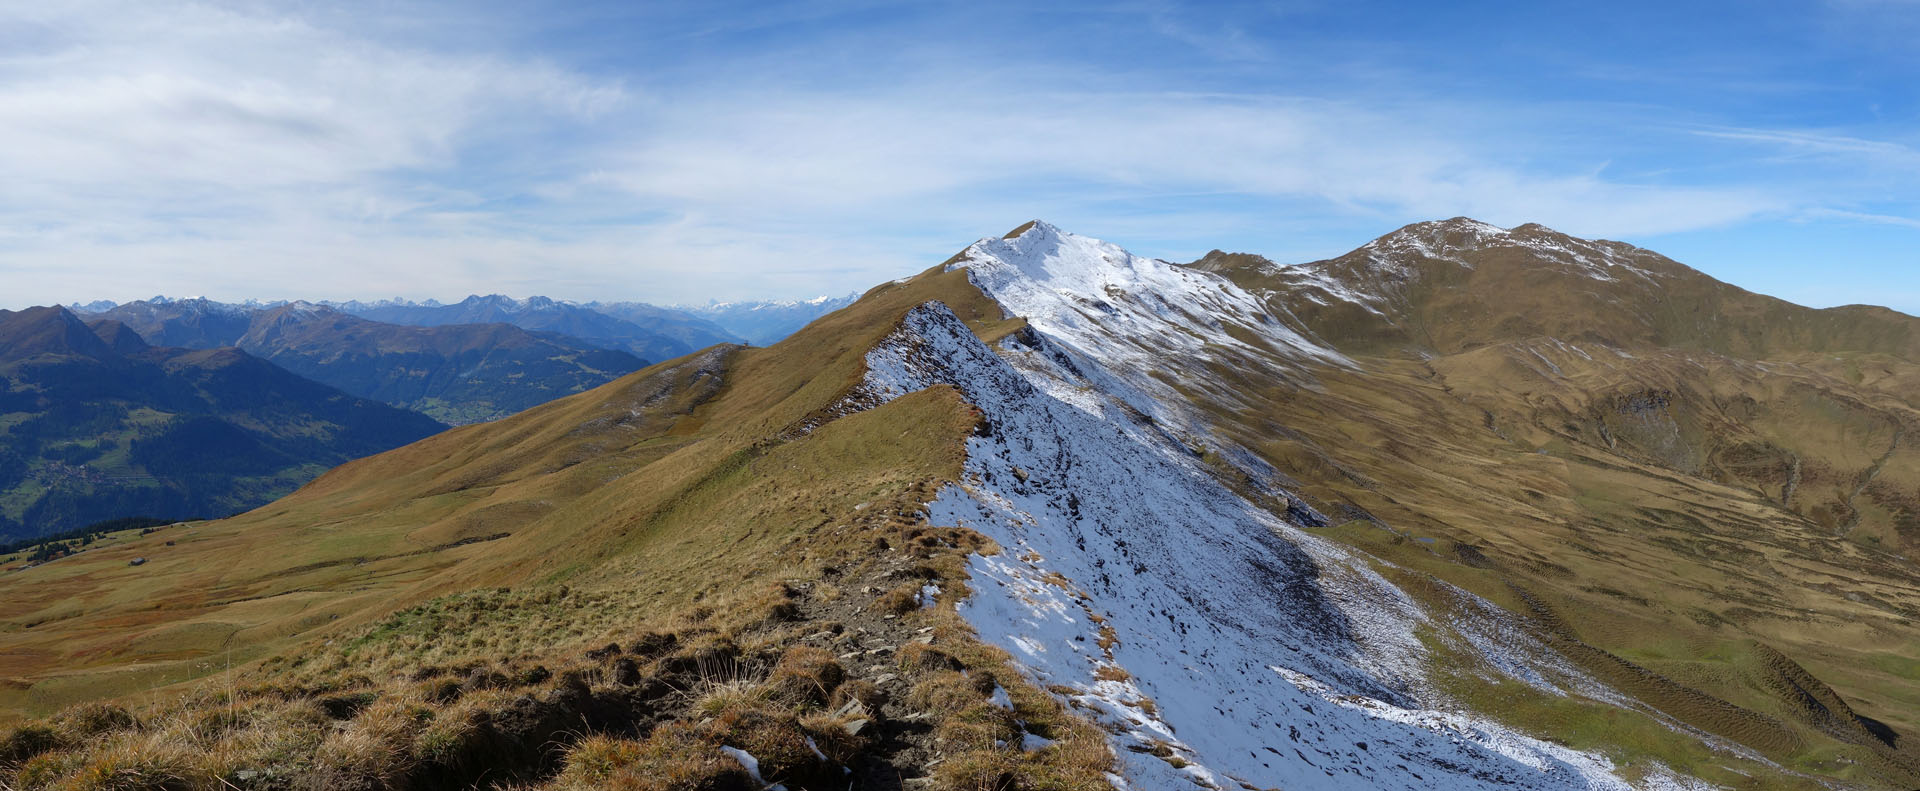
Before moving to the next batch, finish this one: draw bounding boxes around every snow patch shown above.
[720,745,786,790]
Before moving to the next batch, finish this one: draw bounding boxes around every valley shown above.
[0,307,447,541]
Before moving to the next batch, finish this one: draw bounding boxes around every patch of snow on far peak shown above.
[1362,219,1662,283]
[1257,259,1392,316]
[858,301,1671,791]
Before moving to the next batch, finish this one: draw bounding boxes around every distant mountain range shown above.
[85,299,647,425]
[0,306,445,540]
[75,293,855,351]
[340,294,739,361]
[326,293,857,349]
[72,293,860,420]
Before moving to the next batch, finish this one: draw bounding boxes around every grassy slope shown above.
[0,264,1012,706]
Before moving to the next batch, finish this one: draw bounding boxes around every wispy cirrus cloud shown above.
[1803,208,1920,229]
[1692,127,1920,170]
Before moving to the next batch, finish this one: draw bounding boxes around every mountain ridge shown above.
[343,294,736,362]
[1193,217,1920,360]
[5,220,1920,789]
[74,292,864,353]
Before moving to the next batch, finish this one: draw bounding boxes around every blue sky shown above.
[1,0,1917,311]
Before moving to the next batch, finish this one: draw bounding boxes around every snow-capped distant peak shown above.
[462,294,523,308]
[273,301,329,321]
[455,294,581,312]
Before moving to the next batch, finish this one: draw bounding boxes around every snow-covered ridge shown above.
[947,221,1347,429]
[862,300,1691,790]
[953,221,1341,363]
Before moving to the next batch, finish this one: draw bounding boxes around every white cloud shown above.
[1692,127,1920,170]
[592,89,1780,238]
[0,2,621,239]
[0,1,1869,308]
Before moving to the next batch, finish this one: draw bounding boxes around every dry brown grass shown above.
[0,262,1124,791]
[870,583,924,616]
[544,726,753,791]
[766,645,845,706]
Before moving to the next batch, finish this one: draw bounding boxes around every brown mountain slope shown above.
[1181,219,1920,785]
[1192,220,1920,558]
